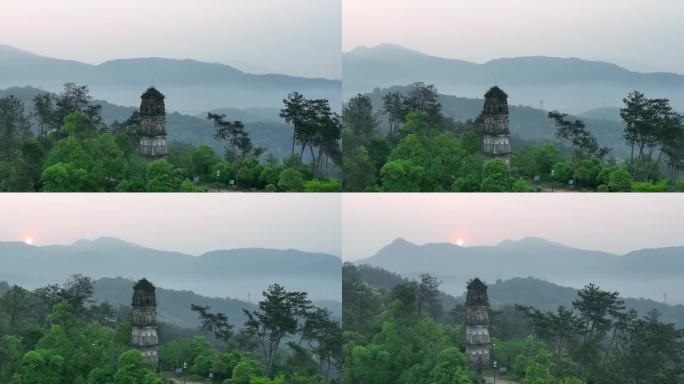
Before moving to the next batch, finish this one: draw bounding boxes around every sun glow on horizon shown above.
[24,236,34,245]
[456,238,465,246]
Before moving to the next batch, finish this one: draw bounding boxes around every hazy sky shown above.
[0,194,341,256]
[0,0,341,79]
[342,194,684,260]
[343,0,684,74]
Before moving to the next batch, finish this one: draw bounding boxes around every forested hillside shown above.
[0,275,341,383]
[349,263,684,328]
[343,263,684,384]
[361,86,628,158]
[0,86,294,158]
[0,82,341,192]
[92,277,341,329]
[342,83,684,192]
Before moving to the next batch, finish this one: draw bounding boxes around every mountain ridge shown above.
[0,238,341,302]
[356,237,684,304]
[343,43,684,112]
[0,44,341,113]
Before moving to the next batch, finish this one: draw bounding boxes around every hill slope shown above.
[0,44,341,114]
[92,277,340,329]
[0,237,341,302]
[349,264,684,328]
[344,44,684,113]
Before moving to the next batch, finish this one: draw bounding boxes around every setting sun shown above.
[456,238,465,246]
[24,236,34,245]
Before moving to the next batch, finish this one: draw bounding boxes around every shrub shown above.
[512,178,536,192]
[676,180,684,192]
[180,178,204,192]
[607,168,632,192]
[632,180,670,192]
[277,168,305,192]
[480,159,510,192]
[380,160,425,192]
[303,179,341,192]
[451,174,480,192]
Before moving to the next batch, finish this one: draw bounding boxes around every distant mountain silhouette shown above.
[0,238,341,302]
[344,44,684,113]
[0,44,341,114]
[357,237,684,304]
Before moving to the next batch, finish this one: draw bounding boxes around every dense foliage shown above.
[165,283,342,384]
[0,84,341,192]
[0,276,341,384]
[342,263,684,384]
[341,83,684,191]
[342,263,481,384]
[0,274,164,384]
[510,283,684,384]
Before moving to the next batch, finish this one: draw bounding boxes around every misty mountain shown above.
[0,44,341,114]
[349,264,684,328]
[356,237,684,304]
[93,277,256,329]
[473,277,684,329]
[92,277,340,329]
[0,86,294,158]
[362,86,628,157]
[480,277,684,325]
[0,237,341,302]
[344,44,684,113]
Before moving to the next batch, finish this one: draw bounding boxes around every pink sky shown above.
[342,194,684,260]
[0,194,341,256]
[0,0,341,78]
[343,0,684,74]
[2,193,682,261]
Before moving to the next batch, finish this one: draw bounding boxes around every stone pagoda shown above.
[131,278,159,367]
[481,86,511,161]
[138,87,168,158]
[465,278,491,369]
